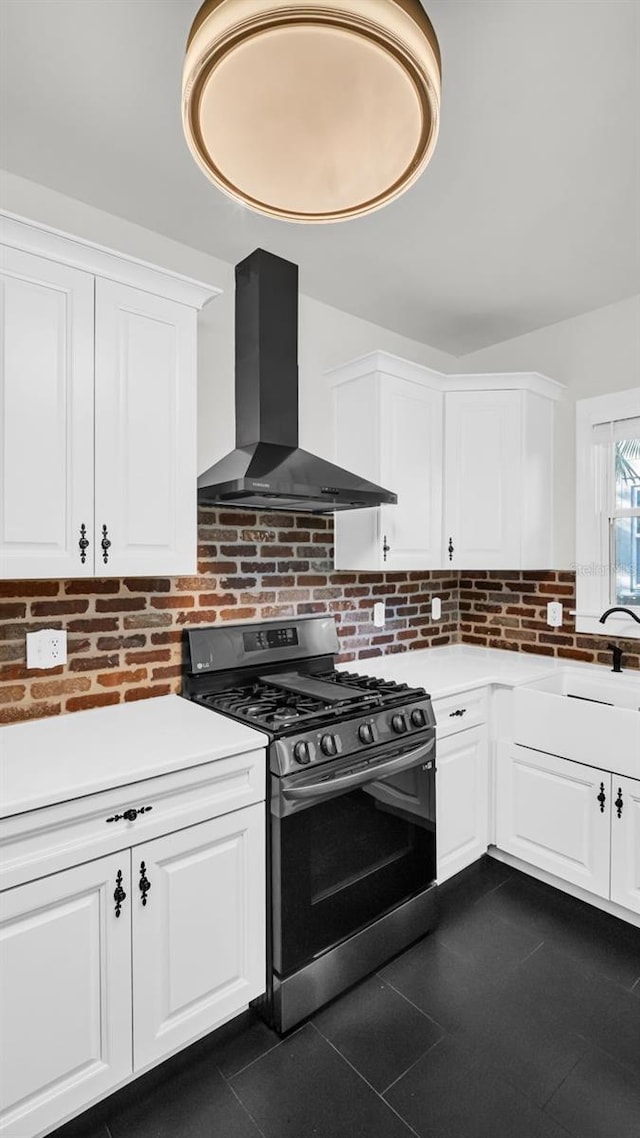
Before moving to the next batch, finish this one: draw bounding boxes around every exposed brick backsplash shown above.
[459,571,640,670]
[3,524,638,726]
[0,509,457,724]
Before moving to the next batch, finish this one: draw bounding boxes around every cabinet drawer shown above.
[432,688,488,737]
[0,749,265,891]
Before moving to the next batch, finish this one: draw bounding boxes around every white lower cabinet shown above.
[610,775,640,915]
[436,725,488,884]
[496,744,640,915]
[0,784,265,1138]
[0,854,132,1138]
[132,805,265,1069]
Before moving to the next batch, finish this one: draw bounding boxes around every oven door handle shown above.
[281,735,435,804]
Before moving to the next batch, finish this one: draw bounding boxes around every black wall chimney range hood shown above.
[197,249,398,514]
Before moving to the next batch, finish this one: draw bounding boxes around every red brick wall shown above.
[4,526,637,726]
[0,509,458,724]
[459,570,640,669]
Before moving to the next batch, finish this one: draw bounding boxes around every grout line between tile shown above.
[308,1022,422,1138]
[223,1024,304,1082]
[380,1033,447,1097]
[538,1047,585,1113]
[220,1068,268,1138]
[373,973,447,1034]
[516,938,546,968]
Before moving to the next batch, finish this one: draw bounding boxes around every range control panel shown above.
[271,697,436,776]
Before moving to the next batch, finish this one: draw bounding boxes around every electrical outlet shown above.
[26,628,68,670]
[373,601,385,628]
[432,596,442,620]
[547,602,563,628]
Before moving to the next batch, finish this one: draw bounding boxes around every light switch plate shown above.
[26,628,68,669]
[432,596,442,620]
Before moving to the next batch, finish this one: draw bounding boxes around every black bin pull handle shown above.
[106,805,153,824]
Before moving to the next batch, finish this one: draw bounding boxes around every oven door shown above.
[270,734,436,978]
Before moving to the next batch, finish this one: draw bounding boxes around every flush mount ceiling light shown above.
[182,0,441,222]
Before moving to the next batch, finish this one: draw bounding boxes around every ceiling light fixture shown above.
[182,0,441,223]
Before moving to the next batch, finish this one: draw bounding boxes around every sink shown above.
[514,667,640,778]
[526,668,640,712]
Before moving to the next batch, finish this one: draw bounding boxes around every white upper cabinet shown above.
[0,212,219,580]
[94,280,197,576]
[0,247,95,579]
[331,356,443,570]
[329,352,563,571]
[444,390,521,569]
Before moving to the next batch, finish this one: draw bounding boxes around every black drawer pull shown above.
[449,708,467,718]
[106,806,153,824]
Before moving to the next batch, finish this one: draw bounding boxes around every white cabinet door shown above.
[496,744,611,899]
[379,379,443,570]
[444,390,521,569]
[132,803,265,1069]
[0,246,94,579]
[94,279,197,576]
[437,725,488,883]
[0,854,132,1138]
[610,775,640,915]
[332,362,444,571]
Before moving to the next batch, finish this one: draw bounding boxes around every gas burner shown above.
[271,709,301,724]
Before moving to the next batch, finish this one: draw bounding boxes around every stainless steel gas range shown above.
[183,616,438,1034]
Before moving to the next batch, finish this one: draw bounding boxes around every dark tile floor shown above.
[53,858,640,1138]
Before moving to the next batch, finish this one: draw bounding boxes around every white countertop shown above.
[0,695,268,818]
[339,644,567,699]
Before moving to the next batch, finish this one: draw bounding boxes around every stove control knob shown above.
[294,741,311,765]
[358,723,376,745]
[411,708,427,728]
[321,734,337,756]
[391,713,407,734]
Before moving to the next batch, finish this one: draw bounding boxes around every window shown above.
[576,390,640,638]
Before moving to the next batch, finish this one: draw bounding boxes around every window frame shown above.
[575,388,640,639]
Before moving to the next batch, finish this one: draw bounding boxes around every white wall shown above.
[457,295,640,565]
[0,171,457,474]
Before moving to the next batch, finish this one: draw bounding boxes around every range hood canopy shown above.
[198,249,398,514]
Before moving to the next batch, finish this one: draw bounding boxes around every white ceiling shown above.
[1,0,638,354]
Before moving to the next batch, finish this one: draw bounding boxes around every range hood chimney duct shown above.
[235,250,299,449]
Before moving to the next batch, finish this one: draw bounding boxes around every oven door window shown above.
[272,764,436,977]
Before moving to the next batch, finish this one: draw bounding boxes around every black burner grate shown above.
[198,669,423,733]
